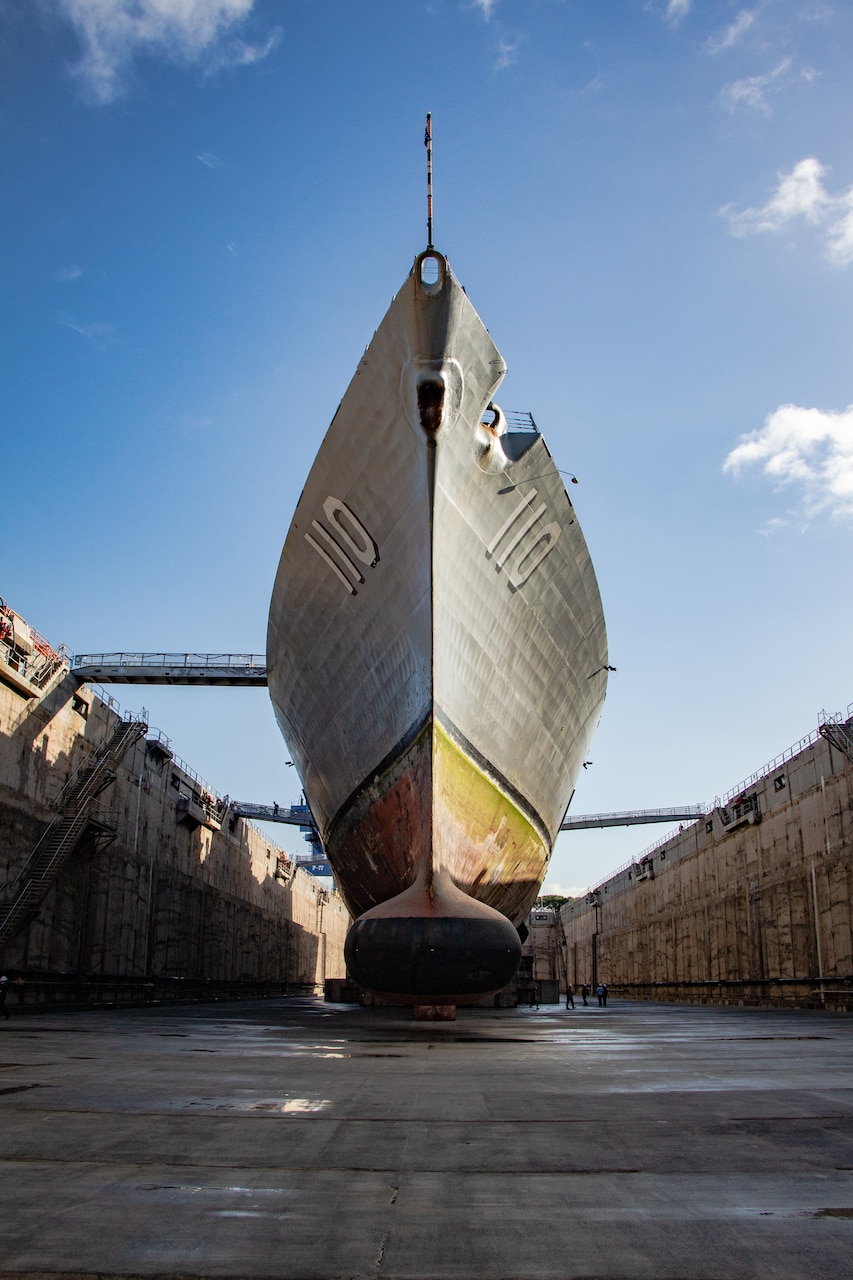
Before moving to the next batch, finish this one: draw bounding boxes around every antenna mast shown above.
[424,112,434,249]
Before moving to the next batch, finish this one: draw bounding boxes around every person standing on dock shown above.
[565,983,575,1009]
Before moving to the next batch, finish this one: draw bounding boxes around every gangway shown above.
[227,800,707,880]
[560,805,706,831]
[231,801,707,838]
[229,801,312,826]
[72,653,267,686]
[0,714,148,951]
[229,801,333,878]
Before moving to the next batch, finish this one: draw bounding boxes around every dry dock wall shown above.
[561,716,853,1010]
[0,654,348,1009]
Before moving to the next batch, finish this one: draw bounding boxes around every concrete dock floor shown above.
[0,997,852,1279]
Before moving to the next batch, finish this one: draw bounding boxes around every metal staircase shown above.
[0,714,147,952]
[819,714,853,766]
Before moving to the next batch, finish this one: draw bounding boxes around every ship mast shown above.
[425,112,434,250]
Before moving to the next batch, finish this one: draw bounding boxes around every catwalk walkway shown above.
[0,997,851,1278]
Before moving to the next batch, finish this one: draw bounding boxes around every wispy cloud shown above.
[707,9,756,54]
[494,35,521,69]
[57,314,114,341]
[196,151,222,169]
[56,265,84,282]
[53,0,276,104]
[231,29,279,64]
[206,26,281,74]
[467,0,520,69]
[724,402,853,523]
[719,56,791,115]
[721,157,853,267]
[666,0,691,26]
[573,74,605,99]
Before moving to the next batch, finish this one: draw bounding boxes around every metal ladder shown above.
[0,714,147,952]
[819,717,853,766]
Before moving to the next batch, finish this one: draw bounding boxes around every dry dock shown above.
[561,709,853,1010]
[1,996,852,1279]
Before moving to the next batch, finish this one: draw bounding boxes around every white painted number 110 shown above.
[305,497,379,595]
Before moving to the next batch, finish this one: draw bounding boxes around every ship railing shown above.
[503,410,539,433]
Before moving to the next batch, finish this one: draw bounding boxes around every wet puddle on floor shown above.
[178,1095,331,1114]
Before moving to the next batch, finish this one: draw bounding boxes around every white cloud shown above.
[757,515,792,536]
[53,0,273,103]
[719,56,791,115]
[229,29,279,65]
[494,36,520,69]
[540,883,587,900]
[721,157,853,267]
[825,193,853,267]
[666,0,691,25]
[573,74,605,99]
[57,314,114,340]
[205,26,281,74]
[707,9,756,54]
[724,402,853,522]
[196,151,222,168]
[56,265,83,281]
[471,0,497,17]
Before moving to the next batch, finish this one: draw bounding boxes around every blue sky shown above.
[3,0,852,895]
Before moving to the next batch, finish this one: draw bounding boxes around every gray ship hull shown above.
[267,249,607,1002]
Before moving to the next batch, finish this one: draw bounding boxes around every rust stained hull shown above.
[326,718,547,928]
[325,722,431,922]
[267,248,608,1002]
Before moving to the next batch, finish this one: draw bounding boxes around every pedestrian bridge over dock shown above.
[70,656,708,839]
[72,652,267,685]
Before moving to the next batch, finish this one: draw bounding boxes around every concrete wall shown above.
[561,722,853,1010]
[0,655,349,1006]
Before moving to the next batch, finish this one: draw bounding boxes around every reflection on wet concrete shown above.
[0,997,851,1277]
